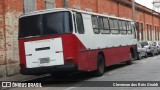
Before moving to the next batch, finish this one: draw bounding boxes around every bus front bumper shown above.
[20,64,77,75]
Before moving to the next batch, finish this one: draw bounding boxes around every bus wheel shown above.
[94,54,105,77]
[126,52,134,65]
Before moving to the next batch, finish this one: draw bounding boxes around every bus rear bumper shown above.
[20,64,77,75]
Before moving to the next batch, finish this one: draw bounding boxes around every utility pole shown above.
[132,0,135,21]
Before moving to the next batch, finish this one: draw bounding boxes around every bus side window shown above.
[76,13,85,34]
[127,22,132,34]
[110,19,119,34]
[98,17,104,31]
[109,19,114,33]
[102,17,110,34]
[91,15,100,34]
[120,20,127,34]
[99,17,110,34]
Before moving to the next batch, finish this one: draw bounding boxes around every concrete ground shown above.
[2,55,160,90]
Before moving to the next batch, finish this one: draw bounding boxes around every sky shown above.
[135,0,153,9]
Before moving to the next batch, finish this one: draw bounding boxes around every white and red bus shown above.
[19,8,138,76]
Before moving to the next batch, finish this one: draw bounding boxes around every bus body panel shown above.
[75,14,97,71]
[24,38,64,68]
[19,34,91,73]
[72,13,137,71]
[19,34,136,73]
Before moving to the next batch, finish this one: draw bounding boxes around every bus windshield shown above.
[19,11,72,38]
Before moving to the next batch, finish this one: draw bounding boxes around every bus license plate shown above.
[39,57,50,64]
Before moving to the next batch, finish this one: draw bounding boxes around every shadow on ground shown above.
[24,63,133,87]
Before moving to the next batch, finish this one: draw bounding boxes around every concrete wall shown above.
[0,0,23,77]
[0,0,160,78]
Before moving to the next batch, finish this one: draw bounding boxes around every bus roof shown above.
[20,8,133,22]
[20,8,70,18]
[71,8,133,21]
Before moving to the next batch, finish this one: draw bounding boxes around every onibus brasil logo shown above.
[2,82,42,88]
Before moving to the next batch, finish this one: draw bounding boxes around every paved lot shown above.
[8,55,160,90]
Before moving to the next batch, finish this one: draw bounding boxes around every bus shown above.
[19,8,138,76]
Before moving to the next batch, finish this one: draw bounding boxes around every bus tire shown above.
[94,54,105,77]
[126,52,134,65]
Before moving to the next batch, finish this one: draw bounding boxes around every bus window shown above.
[127,22,132,34]
[19,11,73,38]
[102,17,110,34]
[19,15,42,38]
[109,19,119,34]
[119,20,127,34]
[113,19,119,34]
[43,12,73,35]
[109,19,114,30]
[76,13,85,34]
[92,15,99,34]
[98,17,103,31]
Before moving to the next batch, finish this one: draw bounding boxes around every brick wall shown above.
[0,0,5,66]
[0,0,23,77]
[37,0,45,10]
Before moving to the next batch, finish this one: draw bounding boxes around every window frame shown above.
[19,11,73,38]
[140,23,143,39]
[150,25,152,40]
[91,15,100,34]
[45,1,55,9]
[75,13,85,34]
[98,17,111,34]
[98,17,104,31]
[147,24,149,40]
[109,18,120,34]
[119,20,127,35]
[157,26,159,40]
[24,0,37,13]
[155,26,157,40]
